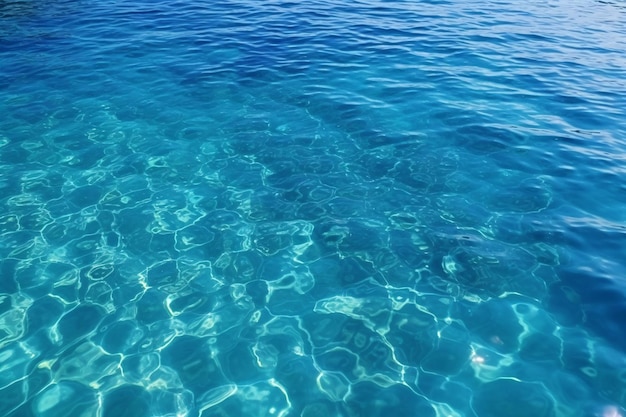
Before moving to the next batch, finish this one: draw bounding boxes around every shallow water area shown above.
[1,0,626,416]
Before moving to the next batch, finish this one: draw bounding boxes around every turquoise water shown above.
[2,0,626,416]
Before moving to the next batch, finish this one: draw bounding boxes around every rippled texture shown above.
[1,0,626,416]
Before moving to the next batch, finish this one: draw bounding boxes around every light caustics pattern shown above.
[1,0,626,416]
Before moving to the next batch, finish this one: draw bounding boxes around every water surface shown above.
[1,0,626,416]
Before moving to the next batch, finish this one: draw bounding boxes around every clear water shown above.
[1,0,626,416]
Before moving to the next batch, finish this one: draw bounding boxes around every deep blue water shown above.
[1,0,626,416]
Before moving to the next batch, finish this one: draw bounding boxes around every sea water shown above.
[1,0,626,416]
